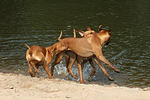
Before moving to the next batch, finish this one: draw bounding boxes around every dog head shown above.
[76,27,96,38]
[50,43,68,55]
[76,26,111,46]
[97,26,111,46]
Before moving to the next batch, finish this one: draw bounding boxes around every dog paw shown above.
[35,69,40,73]
[29,72,35,77]
[108,76,114,81]
[30,74,35,77]
[115,69,121,73]
[72,75,78,79]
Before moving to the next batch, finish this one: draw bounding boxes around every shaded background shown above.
[0,0,149,88]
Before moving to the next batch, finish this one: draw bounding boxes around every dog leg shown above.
[65,52,78,79]
[43,64,54,79]
[28,62,34,77]
[30,62,40,73]
[65,53,70,74]
[94,57,114,81]
[76,56,84,84]
[32,65,39,77]
[95,52,120,73]
[88,57,96,77]
[67,56,78,79]
[51,51,65,75]
[77,63,84,83]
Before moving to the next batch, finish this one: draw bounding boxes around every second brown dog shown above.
[25,43,68,79]
[51,26,118,83]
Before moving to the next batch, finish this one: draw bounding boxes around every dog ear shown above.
[108,29,111,35]
[76,30,84,37]
[86,27,92,31]
[50,45,56,51]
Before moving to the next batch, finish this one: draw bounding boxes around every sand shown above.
[0,72,149,100]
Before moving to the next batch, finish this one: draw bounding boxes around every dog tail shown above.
[58,31,62,41]
[73,28,76,38]
[99,25,102,31]
[25,43,30,49]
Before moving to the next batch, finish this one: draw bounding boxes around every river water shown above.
[0,0,149,88]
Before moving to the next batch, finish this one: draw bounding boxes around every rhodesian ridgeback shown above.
[51,28,97,79]
[51,26,120,83]
[25,43,68,79]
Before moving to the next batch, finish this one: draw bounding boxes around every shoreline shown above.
[0,72,149,100]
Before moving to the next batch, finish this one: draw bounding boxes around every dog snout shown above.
[106,38,111,45]
[61,44,68,50]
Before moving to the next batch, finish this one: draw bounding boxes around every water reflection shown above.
[0,0,149,88]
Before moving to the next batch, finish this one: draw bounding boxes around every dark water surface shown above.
[0,0,150,88]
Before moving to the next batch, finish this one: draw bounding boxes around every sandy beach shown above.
[0,72,149,100]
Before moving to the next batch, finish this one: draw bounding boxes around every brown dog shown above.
[51,27,99,79]
[51,26,119,83]
[64,26,113,80]
[25,43,68,79]
[51,28,97,79]
[76,27,120,83]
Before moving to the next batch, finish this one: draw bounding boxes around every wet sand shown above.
[0,72,149,100]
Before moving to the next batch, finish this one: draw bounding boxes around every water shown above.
[0,0,150,88]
